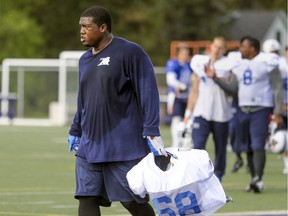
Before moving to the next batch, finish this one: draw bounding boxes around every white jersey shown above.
[279,56,288,105]
[191,55,234,122]
[232,52,279,107]
[126,148,227,216]
[227,51,242,62]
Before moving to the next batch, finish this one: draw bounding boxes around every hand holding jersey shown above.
[68,135,80,152]
[147,136,168,156]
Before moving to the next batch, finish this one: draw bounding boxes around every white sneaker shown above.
[283,167,288,174]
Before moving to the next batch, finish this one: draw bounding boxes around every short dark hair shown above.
[240,36,260,54]
[81,6,112,32]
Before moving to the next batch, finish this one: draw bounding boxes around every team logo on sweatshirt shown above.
[98,57,110,66]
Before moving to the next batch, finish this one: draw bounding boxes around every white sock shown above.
[171,116,182,147]
[284,155,288,169]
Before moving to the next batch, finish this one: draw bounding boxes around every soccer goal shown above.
[0,51,84,126]
[0,51,168,126]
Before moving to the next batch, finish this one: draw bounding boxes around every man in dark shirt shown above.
[68,5,167,216]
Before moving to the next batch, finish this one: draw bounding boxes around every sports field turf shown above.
[0,125,287,215]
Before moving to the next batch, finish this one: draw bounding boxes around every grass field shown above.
[0,125,287,216]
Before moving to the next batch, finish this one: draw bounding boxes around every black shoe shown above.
[252,179,264,193]
[245,176,264,193]
[231,158,243,173]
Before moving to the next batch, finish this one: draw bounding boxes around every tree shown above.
[0,10,44,61]
[0,0,286,117]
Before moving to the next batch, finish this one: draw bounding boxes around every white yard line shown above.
[215,211,288,216]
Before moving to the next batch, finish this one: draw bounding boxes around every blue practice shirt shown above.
[69,37,160,163]
[166,58,192,100]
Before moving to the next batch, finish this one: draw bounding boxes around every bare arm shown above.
[183,73,199,124]
[213,73,238,96]
[205,66,238,96]
[268,67,283,126]
[268,67,283,114]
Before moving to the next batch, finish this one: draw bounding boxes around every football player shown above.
[166,45,193,147]
[183,36,235,182]
[68,5,167,216]
[263,40,288,174]
[206,36,283,193]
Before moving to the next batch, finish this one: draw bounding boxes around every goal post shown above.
[0,52,85,126]
[58,51,85,126]
[0,58,59,125]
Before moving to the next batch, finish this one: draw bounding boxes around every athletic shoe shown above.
[245,183,253,192]
[252,179,264,193]
[231,158,243,173]
[245,176,264,193]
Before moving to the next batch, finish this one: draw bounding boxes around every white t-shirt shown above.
[126,148,227,216]
[232,52,279,107]
[190,55,234,122]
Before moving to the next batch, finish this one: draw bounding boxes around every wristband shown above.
[184,109,192,118]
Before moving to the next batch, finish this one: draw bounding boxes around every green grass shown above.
[0,125,287,215]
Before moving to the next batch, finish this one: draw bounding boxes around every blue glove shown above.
[147,136,168,156]
[68,135,80,152]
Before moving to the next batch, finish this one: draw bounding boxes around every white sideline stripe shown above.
[51,205,76,209]
[215,211,288,216]
[0,212,127,216]
[1,214,286,216]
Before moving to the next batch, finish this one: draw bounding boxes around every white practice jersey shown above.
[279,56,288,105]
[227,51,242,62]
[232,52,279,107]
[191,55,235,122]
[126,148,227,216]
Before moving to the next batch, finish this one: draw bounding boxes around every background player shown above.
[183,36,234,182]
[206,36,283,193]
[165,45,193,147]
[263,39,288,174]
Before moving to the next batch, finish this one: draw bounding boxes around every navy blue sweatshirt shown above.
[69,37,160,163]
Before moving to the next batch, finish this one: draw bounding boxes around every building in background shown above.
[227,10,287,54]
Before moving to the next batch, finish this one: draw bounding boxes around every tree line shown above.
[0,0,286,118]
